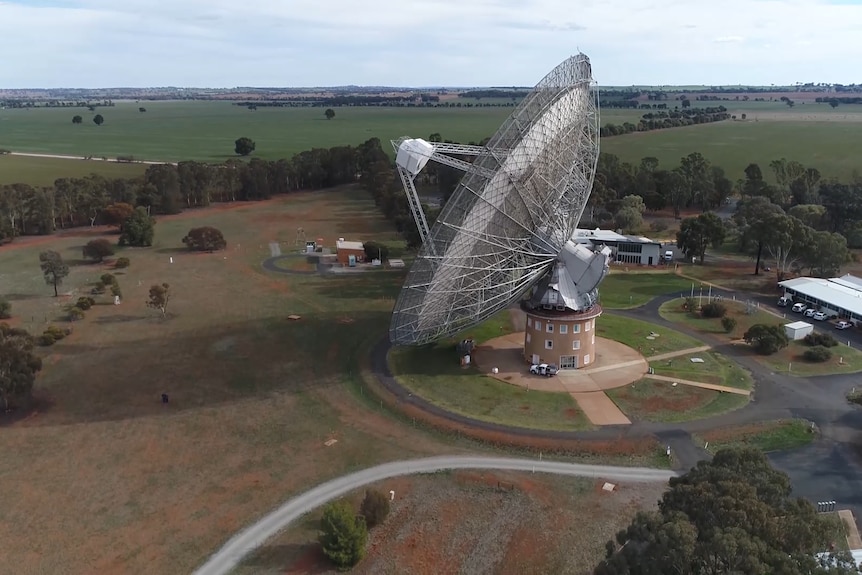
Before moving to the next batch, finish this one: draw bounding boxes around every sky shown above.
[1,0,861,88]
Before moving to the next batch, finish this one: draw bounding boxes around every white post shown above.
[708,285,712,301]
[389,490,395,501]
[169,256,173,264]
[788,363,792,372]
[690,284,694,298]
[704,442,709,450]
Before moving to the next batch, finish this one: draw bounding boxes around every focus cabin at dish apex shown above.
[335,239,366,266]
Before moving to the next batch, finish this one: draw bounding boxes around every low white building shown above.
[784,321,814,340]
[573,229,663,266]
[779,274,862,323]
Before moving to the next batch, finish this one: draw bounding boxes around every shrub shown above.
[115,257,130,269]
[319,501,367,569]
[82,238,115,262]
[76,296,95,310]
[100,273,116,286]
[363,241,390,262]
[91,284,107,295]
[0,298,10,320]
[110,283,122,298]
[803,346,832,363]
[743,324,790,355]
[803,332,838,348]
[701,301,727,318]
[68,307,85,322]
[38,334,57,346]
[44,325,70,341]
[182,226,227,252]
[722,316,737,333]
[649,220,669,233]
[359,489,391,528]
[683,297,698,313]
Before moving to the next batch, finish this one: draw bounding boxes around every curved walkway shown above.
[192,456,676,575]
[262,254,324,276]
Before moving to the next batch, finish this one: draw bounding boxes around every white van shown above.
[791,302,806,313]
[777,296,792,307]
[664,250,673,261]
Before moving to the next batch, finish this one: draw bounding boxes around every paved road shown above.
[192,456,676,575]
[6,151,173,165]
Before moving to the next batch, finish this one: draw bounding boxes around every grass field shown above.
[232,470,668,575]
[597,313,704,356]
[599,271,700,309]
[0,153,147,185]
[760,340,862,376]
[0,186,488,574]
[693,419,817,454]
[2,99,860,184]
[389,317,592,431]
[658,298,779,339]
[606,379,750,423]
[650,351,753,390]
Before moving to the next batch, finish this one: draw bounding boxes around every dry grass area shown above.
[0,187,483,574]
[233,470,668,575]
[606,379,749,423]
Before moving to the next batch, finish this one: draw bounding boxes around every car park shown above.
[813,312,828,321]
[791,303,806,313]
[836,321,853,330]
[529,363,558,376]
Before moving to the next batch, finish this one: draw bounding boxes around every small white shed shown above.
[784,321,814,340]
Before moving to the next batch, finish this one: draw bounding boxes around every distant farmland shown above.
[1,98,861,184]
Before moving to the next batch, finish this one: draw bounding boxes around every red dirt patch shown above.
[641,393,703,413]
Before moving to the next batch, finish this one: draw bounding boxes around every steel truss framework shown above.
[390,54,600,346]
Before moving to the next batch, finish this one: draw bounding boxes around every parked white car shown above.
[791,303,806,313]
[778,296,792,307]
[813,312,828,321]
[804,308,818,317]
[836,321,853,330]
[529,363,558,376]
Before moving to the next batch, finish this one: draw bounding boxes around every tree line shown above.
[0,142,382,241]
[600,106,730,137]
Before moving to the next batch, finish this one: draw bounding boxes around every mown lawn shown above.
[693,419,817,454]
[650,351,753,390]
[598,313,704,356]
[389,343,591,432]
[758,339,862,376]
[658,298,779,338]
[605,379,750,423]
[599,272,698,309]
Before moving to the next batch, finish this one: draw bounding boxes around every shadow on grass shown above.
[91,314,147,324]
[238,543,329,573]
[26,310,391,427]
[0,293,41,301]
[154,247,188,255]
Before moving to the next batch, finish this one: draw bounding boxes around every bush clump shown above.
[803,346,833,363]
[359,489,391,528]
[0,298,11,320]
[721,316,737,333]
[115,257,130,269]
[701,301,727,318]
[319,500,367,569]
[39,324,72,346]
[68,306,85,322]
[76,296,96,310]
[743,324,790,355]
[803,332,838,348]
[100,273,116,286]
[182,226,227,252]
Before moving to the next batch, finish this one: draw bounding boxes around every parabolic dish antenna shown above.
[390,53,601,346]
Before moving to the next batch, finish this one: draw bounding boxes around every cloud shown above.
[0,0,861,87]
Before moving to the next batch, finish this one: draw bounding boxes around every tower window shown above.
[545,340,553,350]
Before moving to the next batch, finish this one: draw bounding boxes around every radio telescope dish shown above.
[390,53,600,346]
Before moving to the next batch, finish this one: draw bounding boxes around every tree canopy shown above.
[234,137,256,156]
[676,212,725,264]
[596,448,859,575]
[146,283,171,318]
[93,114,104,126]
[319,500,367,569]
[325,108,335,120]
[82,238,115,262]
[182,226,226,252]
[39,250,69,297]
[0,323,42,411]
[744,323,790,355]
[118,206,155,247]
